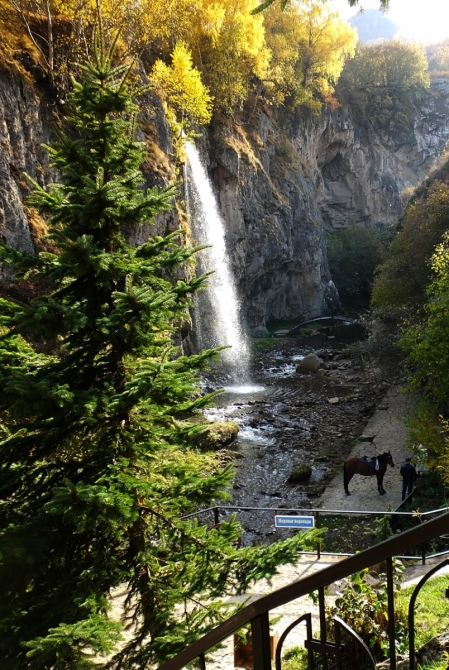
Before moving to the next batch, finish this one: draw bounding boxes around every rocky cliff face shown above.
[205,78,449,330]
[0,67,177,265]
[205,111,333,332]
[1,67,449,332]
[315,78,449,228]
[0,69,52,266]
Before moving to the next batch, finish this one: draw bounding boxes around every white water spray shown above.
[185,142,249,376]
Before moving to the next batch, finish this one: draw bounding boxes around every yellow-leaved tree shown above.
[0,0,97,91]
[150,41,213,133]
[251,0,390,15]
[0,0,150,92]
[1,0,357,117]
[189,0,270,115]
[263,0,357,112]
[104,0,269,115]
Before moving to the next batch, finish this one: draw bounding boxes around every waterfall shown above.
[185,142,249,377]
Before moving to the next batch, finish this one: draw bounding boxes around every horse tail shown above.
[343,462,349,494]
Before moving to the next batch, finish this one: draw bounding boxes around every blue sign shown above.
[275,515,315,529]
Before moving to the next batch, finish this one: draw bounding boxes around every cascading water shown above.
[185,142,250,381]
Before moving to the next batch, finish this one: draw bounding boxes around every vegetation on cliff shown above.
[261,0,356,111]
[372,169,449,482]
[0,0,357,115]
[373,182,449,314]
[427,39,449,76]
[337,40,430,142]
[0,33,321,668]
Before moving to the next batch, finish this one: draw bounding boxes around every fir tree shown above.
[0,29,320,669]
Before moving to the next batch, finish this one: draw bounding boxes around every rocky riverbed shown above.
[202,336,394,544]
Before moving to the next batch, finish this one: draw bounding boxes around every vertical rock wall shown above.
[205,109,332,332]
[0,69,52,263]
[1,67,449,331]
[205,79,449,330]
[315,79,449,228]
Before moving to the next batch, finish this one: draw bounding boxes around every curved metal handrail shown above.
[334,615,376,670]
[275,613,312,670]
[157,511,449,670]
[408,557,449,670]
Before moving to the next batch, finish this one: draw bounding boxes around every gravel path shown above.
[315,384,413,512]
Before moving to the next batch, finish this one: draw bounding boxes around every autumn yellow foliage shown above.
[0,0,358,117]
[150,42,213,131]
[264,0,357,111]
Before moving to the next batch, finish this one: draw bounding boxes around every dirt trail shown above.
[316,384,413,512]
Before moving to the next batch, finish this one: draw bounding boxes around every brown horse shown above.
[343,451,395,496]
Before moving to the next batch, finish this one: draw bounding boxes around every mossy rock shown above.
[288,464,312,483]
[194,421,239,450]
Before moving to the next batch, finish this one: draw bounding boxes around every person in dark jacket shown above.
[400,457,417,501]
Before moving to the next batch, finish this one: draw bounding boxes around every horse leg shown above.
[344,464,352,495]
[377,474,386,495]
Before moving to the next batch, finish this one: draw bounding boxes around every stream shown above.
[201,334,390,545]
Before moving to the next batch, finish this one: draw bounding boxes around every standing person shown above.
[400,457,417,501]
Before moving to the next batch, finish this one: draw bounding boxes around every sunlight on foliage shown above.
[0,30,325,668]
[263,0,356,111]
[373,182,449,312]
[1,0,357,115]
[338,41,429,141]
[150,42,213,133]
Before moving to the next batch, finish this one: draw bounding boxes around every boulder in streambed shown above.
[193,422,239,450]
[296,353,322,374]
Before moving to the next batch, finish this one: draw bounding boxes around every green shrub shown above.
[327,562,407,664]
[373,182,449,313]
[327,224,391,310]
[288,464,312,482]
[397,575,449,651]
[337,41,429,143]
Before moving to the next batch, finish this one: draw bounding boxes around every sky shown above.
[329,0,449,44]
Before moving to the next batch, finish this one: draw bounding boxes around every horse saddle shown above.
[361,456,379,473]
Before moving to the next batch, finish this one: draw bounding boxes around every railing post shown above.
[386,557,396,670]
[334,620,342,670]
[214,507,219,526]
[421,544,426,565]
[316,512,321,560]
[318,587,328,670]
[251,612,272,670]
[156,512,449,670]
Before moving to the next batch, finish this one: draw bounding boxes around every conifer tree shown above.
[0,28,319,669]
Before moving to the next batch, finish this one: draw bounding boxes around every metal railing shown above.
[182,504,449,562]
[158,510,449,670]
